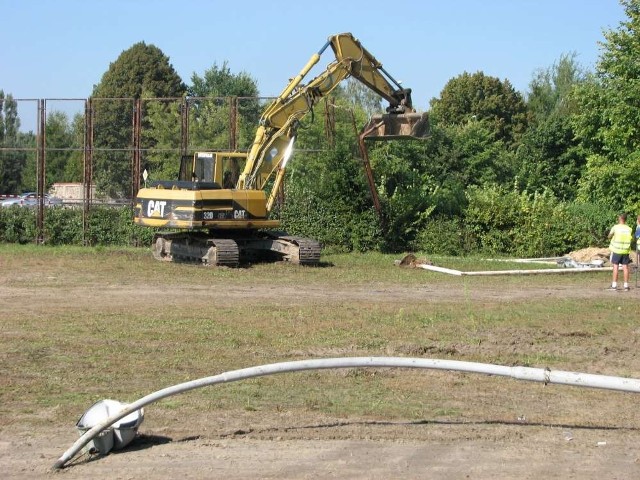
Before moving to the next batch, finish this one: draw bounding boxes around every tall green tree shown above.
[516,54,587,199]
[65,113,85,181]
[572,0,640,211]
[92,42,186,197]
[189,62,259,98]
[343,78,383,117]
[430,71,528,146]
[0,91,27,194]
[45,111,76,186]
[141,97,183,181]
[188,62,260,151]
[141,62,261,181]
[527,53,584,122]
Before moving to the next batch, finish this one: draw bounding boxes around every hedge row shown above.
[0,191,619,258]
[414,187,616,257]
[281,185,618,257]
[0,206,155,246]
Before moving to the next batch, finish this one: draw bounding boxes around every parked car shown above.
[1,192,63,207]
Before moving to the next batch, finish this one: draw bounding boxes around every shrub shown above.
[562,202,617,249]
[0,205,155,246]
[413,216,467,255]
[0,197,621,257]
[44,207,83,245]
[460,186,614,257]
[86,206,155,246]
[0,206,36,244]
[280,192,382,252]
[464,185,521,254]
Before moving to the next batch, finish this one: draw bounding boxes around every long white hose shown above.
[53,356,640,469]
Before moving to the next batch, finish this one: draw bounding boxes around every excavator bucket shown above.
[361,112,429,140]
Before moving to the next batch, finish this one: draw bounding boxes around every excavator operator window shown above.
[193,153,214,182]
[221,157,242,189]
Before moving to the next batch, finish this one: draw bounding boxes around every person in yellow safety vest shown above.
[607,213,633,291]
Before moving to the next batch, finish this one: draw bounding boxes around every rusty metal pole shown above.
[180,97,189,158]
[83,98,94,245]
[177,98,191,183]
[229,96,238,151]
[353,112,385,230]
[131,99,136,204]
[324,98,336,147]
[36,99,46,244]
[135,99,142,196]
[131,98,142,205]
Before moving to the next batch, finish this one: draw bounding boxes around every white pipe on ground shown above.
[416,264,463,275]
[53,356,640,469]
[485,257,563,265]
[415,264,614,276]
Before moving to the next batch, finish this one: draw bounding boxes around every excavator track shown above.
[151,232,321,267]
[269,235,322,265]
[152,233,239,267]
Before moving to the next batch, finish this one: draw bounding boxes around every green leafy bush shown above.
[86,207,155,246]
[561,201,616,249]
[0,206,155,246]
[413,216,467,255]
[44,207,83,245]
[464,185,521,254]
[280,192,382,252]
[0,206,37,243]
[461,186,615,257]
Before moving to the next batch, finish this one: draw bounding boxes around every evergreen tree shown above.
[92,42,186,197]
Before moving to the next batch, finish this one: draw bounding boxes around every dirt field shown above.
[1,246,640,479]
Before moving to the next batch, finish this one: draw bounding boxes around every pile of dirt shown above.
[567,247,611,265]
[394,253,433,268]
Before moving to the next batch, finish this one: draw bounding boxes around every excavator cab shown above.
[182,152,248,187]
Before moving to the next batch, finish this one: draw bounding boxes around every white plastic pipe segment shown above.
[53,356,640,469]
[416,263,614,276]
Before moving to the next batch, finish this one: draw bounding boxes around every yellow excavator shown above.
[134,32,428,266]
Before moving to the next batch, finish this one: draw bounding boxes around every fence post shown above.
[131,98,142,206]
[229,96,238,151]
[83,98,94,246]
[36,99,46,244]
[181,97,189,158]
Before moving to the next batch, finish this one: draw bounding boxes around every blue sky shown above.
[0,0,626,130]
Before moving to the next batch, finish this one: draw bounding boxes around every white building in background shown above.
[49,183,96,202]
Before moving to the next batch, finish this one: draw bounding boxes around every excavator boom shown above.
[237,33,428,199]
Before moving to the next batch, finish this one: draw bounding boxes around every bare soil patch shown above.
[1,247,639,478]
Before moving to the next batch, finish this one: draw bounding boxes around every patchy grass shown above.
[1,245,638,432]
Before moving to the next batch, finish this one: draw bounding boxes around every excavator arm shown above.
[236,33,428,210]
[134,32,427,267]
